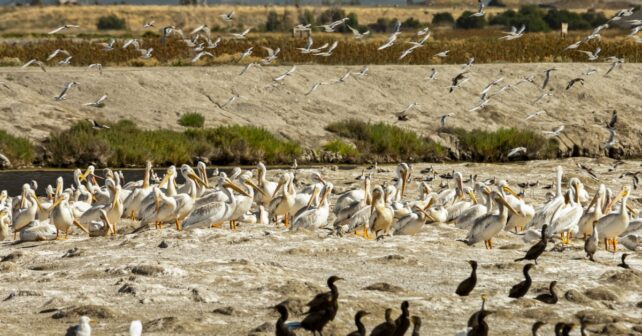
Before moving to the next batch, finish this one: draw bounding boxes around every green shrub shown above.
[325,119,442,162]
[432,12,455,26]
[323,139,360,160]
[456,11,487,29]
[178,113,205,128]
[442,127,555,161]
[96,15,126,31]
[44,120,301,167]
[402,17,421,30]
[0,130,34,166]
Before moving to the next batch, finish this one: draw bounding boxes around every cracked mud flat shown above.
[1,158,641,335]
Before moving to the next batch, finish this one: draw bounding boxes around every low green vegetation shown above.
[322,139,360,162]
[96,15,127,31]
[325,119,443,162]
[0,130,34,167]
[45,120,301,167]
[442,127,557,161]
[178,113,205,128]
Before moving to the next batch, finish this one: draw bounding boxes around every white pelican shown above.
[549,188,583,244]
[19,220,57,241]
[290,182,333,231]
[269,173,296,227]
[79,181,123,233]
[12,185,43,239]
[455,184,492,230]
[596,186,631,251]
[229,171,265,230]
[445,186,476,222]
[88,209,116,237]
[577,184,606,238]
[170,165,208,230]
[569,177,590,204]
[255,162,278,207]
[392,203,435,236]
[501,182,535,233]
[182,177,250,230]
[368,186,395,240]
[138,166,177,214]
[291,172,326,215]
[333,176,372,228]
[195,167,242,207]
[459,191,518,249]
[72,169,92,203]
[426,204,448,223]
[334,175,372,216]
[529,166,565,229]
[438,172,464,206]
[385,163,410,204]
[240,205,269,225]
[50,194,89,239]
[0,208,10,240]
[122,161,153,219]
[139,187,177,230]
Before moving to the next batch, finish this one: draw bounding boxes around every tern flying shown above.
[261,47,280,64]
[313,41,338,57]
[565,78,584,90]
[54,81,79,101]
[273,66,296,82]
[143,20,155,29]
[542,125,565,138]
[525,111,546,120]
[542,68,556,89]
[231,28,251,39]
[353,65,369,77]
[347,25,370,39]
[87,63,103,75]
[85,95,108,107]
[192,51,213,63]
[46,49,70,61]
[220,10,235,21]
[577,47,601,61]
[48,24,79,34]
[434,50,450,58]
[238,47,253,62]
[317,18,349,32]
[21,59,46,72]
[500,24,525,40]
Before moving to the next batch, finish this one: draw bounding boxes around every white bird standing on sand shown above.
[48,24,79,34]
[21,59,47,72]
[577,184,606,238]
[529,166,565,229]
[549,188,583,243]
[269,173,296,227]
[84,95,108,107]
[460,191,517,249]
[255,162,278,207]
[596,185,631,251]
[231,28,251,39]
[11,185,42,238]
[50,193,89,239]
[182,177,250,230]
[54,81,80,101]
[66,316,92,336]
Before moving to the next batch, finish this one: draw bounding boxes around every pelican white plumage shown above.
[392,203,435,236]
[455,184,492,229]
[50,193,89,239]
[368,186,394,240]
[291,172,326,215]
[129,320,142,336]
[19,220,57,242]
[79,180,123,233]
[438,172,464,206]
[88,209,116,237]
[596,185,631,251]
[577,184,606,238]
[181,177,250,229]
[446,186,476,222]
[529,166,565,229]
[0,208,10,241]
[122,161,153,219]
[290,183,334,231]
[460,191,517,249]
[139,187,177,230]
[269,173,296,227]
[255,162,278,207]
[11,185,42,238]
[228,171,265,230]
[549,189,583,243]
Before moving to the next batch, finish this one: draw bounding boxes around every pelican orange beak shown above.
[401,169,408,199]
[502,184,517,197]
[79,168,92,182]
[244,179,266,196]
[605,189,626,213]
[586,190,600,211]
[187,171,207,188]
[224,180,251,198]
[306,186,319,209]
[111,187,120,208]
[626,204,637,216]
[50,196,65,210]
[102,213,115,235]
[32,192,44,212]
[159,171,172,188]
[419,208,436,222]
[468,191,478,204]
[73,220,89,234]
[483,186,492,195]
[272,179,285,198]
[198,165,210,188]
[423,197,435,210]
[55,182,62,200]
[20,189,27,208]
[495,194,518,215]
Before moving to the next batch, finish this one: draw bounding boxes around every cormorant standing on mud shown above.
[347,311,370,336]
[274,304,296,336]
[301,275,344,335]
[515,225,548,264]
[370,308,395,336]
[535,281,558,304]
[509,264,534,298]
[455,260,478,296]
[392,301,410,336]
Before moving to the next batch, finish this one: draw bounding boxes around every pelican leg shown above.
[55,229,60,240]
[489,239,493,249]
[284,213,289,228]
[175,219,181,231]
[130,211,136,220]
[613,238,617,252]
[484,240,489,249]
[64,227,69,239]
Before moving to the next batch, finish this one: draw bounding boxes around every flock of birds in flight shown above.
[9,4,642,145]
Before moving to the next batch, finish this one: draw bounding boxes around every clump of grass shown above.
[442,127,556,161]
[326,119,442,162]
[0,130,35,167]
[178,113,205,128]
[44,120,301,167]
[322,139,360,161]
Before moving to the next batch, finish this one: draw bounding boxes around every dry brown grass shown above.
[0,4,620,36]
[1,31,639,66]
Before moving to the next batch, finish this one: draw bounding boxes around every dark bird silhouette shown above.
[535,280,558,304]
[455,260,478,296]
[300,275,344,335]
[509,263,534,298]
[449,72,468,93]
[89,119,110,129]
[578,163,598,180]
[565,77,584,90]
[347,311,370,336]
[468,295,491,336]
[554,322,574,336]
[542,68,556,89]
[370,308,395,336]
[515,225,548,264]
[618,253,630,269]
[410,316,421,336]
[392,301,410,336]
[274,304,296,336]
[531,321,545,336]
[607,110,618,129]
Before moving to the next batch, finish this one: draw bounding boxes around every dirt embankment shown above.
[1,64,641,159]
